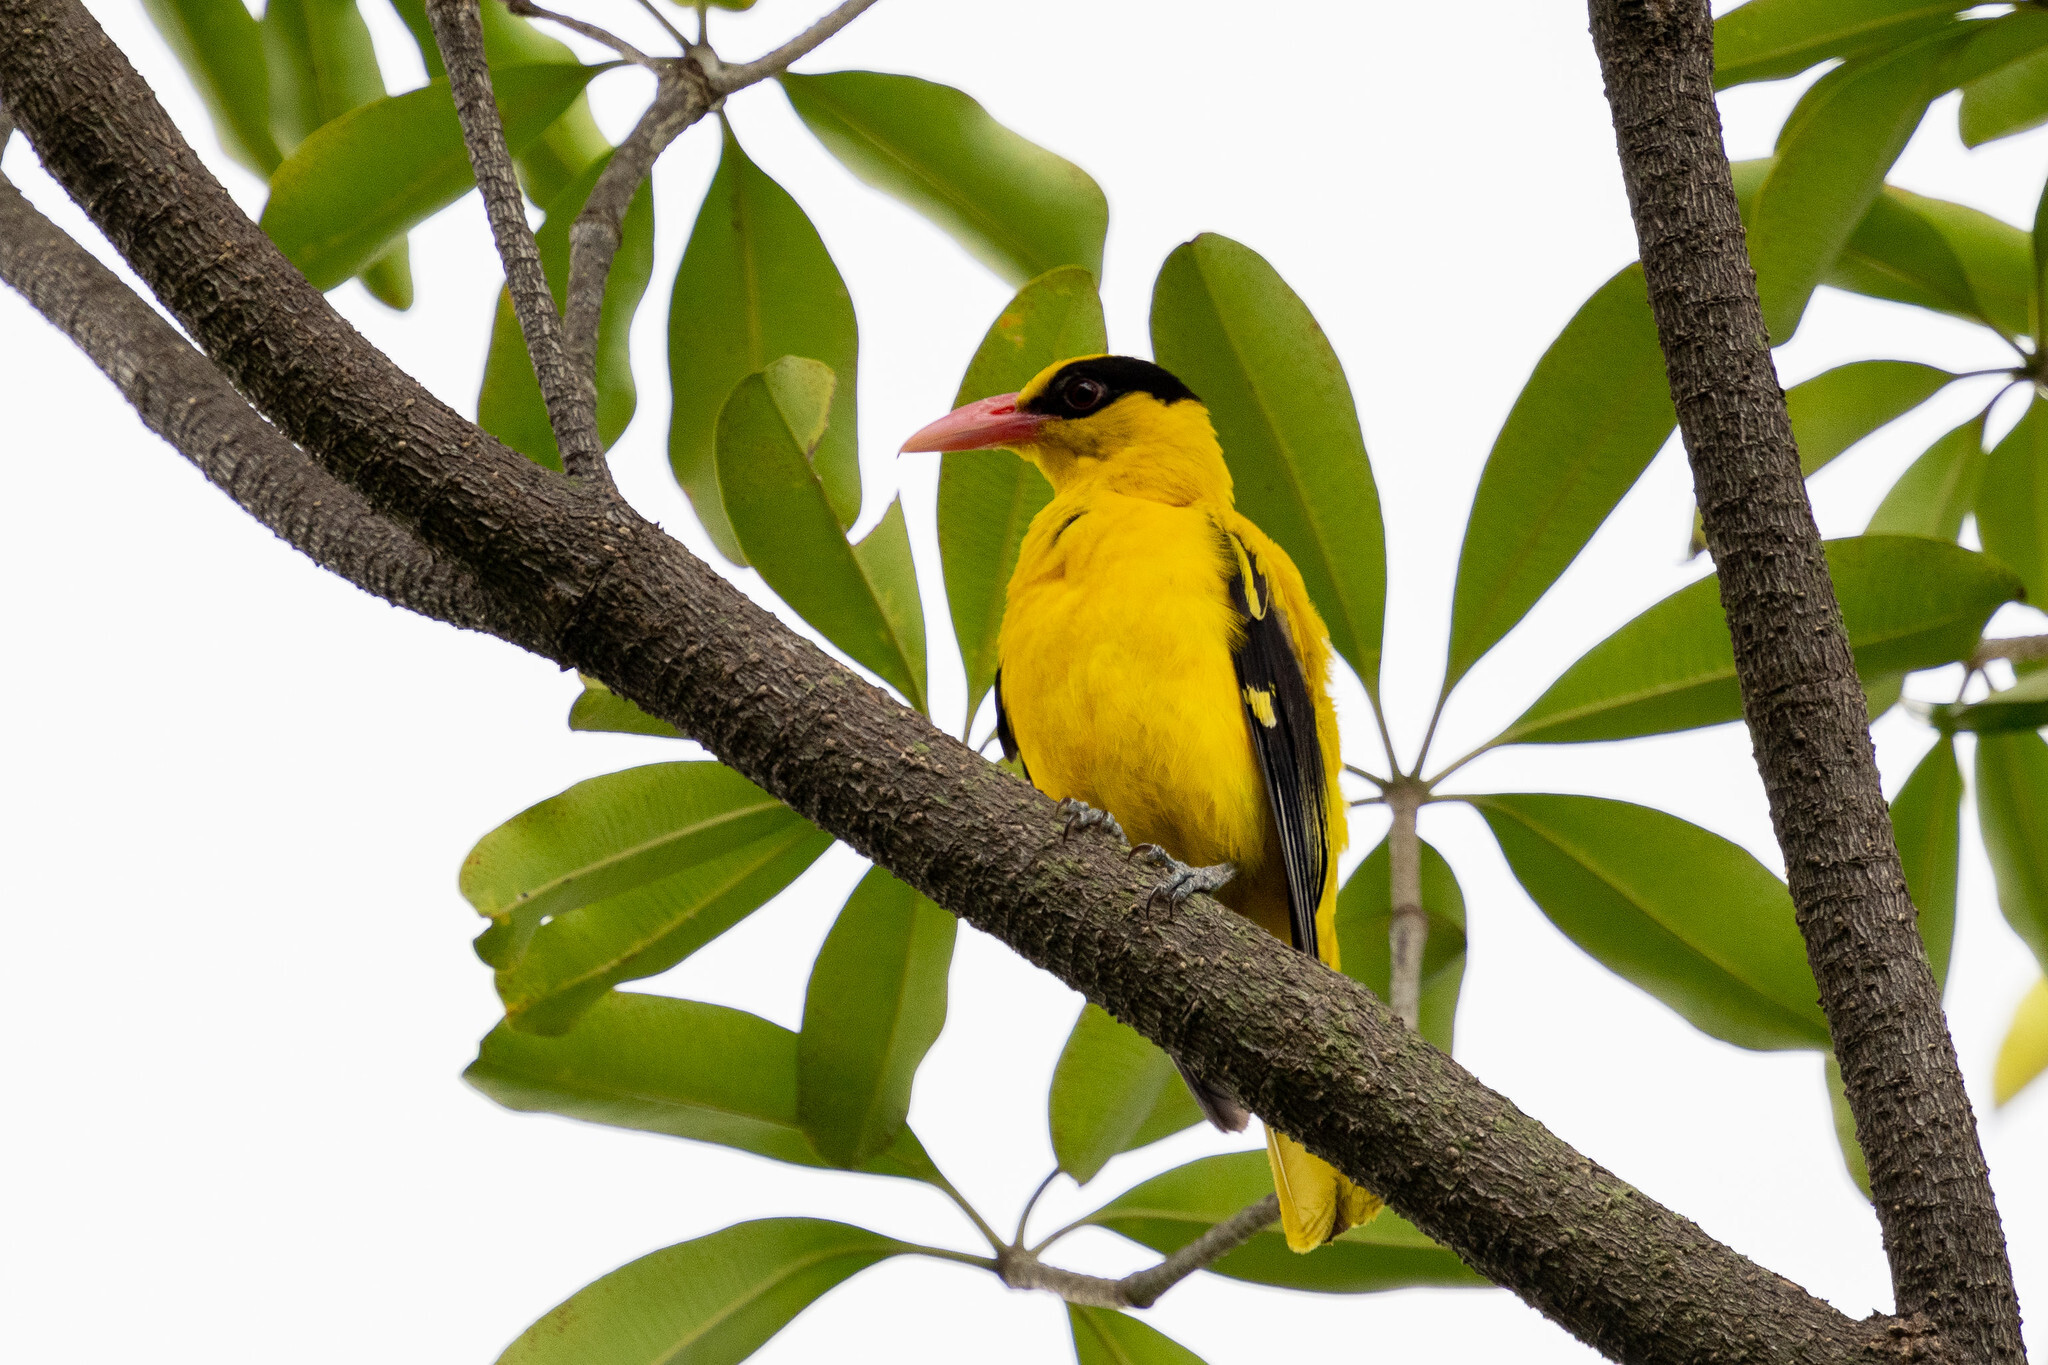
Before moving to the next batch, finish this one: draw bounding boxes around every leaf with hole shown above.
[939,266,1104,727]
[1335,837,1466,1054]
[1446,264,1674,689]
[1473,793,1829,1051]
[1499,537,2022,746]
[467,991,940,1181]
[141,0,281,175]
[669,123,861,560]
[494,1218,906,1365]
[1048,1003,1206,1185]
[798,867,956,1168]
[717,358,927,710]
[780,70,1106,286]
[477,150,654,467]
[261,63,604,291]
[1151,233,1387,696]
[1086,1152,1483,1293]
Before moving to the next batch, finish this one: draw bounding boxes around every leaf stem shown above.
[1385,779,1427,1030]
[1013,1168,1060,1247]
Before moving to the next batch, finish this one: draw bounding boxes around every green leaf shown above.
[1978,398,2048,601]
[568,676,685,738]
[1974,730,2048,972]
[1150,233,1388,696]
[1500,536,2023,746]
[669,123,861,561]
[262,0,386,153]
[1891,735,1961,988]
[1830,185,2033,340]
[1712,0,1966,89]
[717,359,928,710]
[938,267,1104,726]
[1086,1152,1484,1293]
[779,71,1106,286]
[1868,414,1988,540]
[477,150,655,467]
[1446,265,1675,689]
[261,63,603,291]
[461,761,830,1031]
[1472,794,1829,1051]
[1994,976,2048,1106]
[797,868,955,1168]
[1790,360,1955,476]
[1957,10,2048,147]
[1068,1306,1210,1365]
[466,991,940,1181]
[495,1218,905,1365]
[1048,1003,1205,1185]
[1335,837,1467,1054]
[2035,172,2048,343]
[1749,35,1963,341]
[1932,669,2048,733]
[1824,1052,1872,1198]
[140,0,282,175]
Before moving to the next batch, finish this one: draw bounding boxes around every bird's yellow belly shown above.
[998,496,1272,880]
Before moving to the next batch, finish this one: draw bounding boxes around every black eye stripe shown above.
[1021,356,1200,418]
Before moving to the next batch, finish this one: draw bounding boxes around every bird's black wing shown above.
[993,667,1028,782]
[1223,532,1328,959]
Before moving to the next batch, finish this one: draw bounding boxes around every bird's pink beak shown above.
[899,393,1046,453]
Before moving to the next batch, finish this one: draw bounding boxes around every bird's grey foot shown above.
[1056,797,1126,846]
[1128,844,1237,910]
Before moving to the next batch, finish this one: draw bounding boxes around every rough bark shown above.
[0,166,497,635]
[0,3,1970,1361]
[1586,4,2024,1362]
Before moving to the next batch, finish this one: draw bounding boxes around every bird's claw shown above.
[1057,797,1126,846]
[1128,845,1236,912]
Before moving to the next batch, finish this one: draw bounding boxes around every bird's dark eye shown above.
[1061,376,1108,413]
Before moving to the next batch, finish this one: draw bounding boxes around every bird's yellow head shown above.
[901,355,1232,505]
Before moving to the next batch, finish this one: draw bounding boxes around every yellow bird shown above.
[903,354,1380,1251]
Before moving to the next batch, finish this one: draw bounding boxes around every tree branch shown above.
[0,6,1956,1361]
[425,0,610,486]
[563,62,710,387]
[995,1194,1279,1309]
[502,0,657,68]
[1385,779,1428,1029]
[1586,3,2022,1361]
[1971,634,2048,668]
[0,166,498,636]
[703,0,881,93]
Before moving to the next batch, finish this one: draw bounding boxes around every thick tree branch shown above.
[0,167,498,635]
[425,0,609,486]
[0,6,1955,1362]
[1586,3,2022,1361]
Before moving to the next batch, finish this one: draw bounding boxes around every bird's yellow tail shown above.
[1265,1126,1382,1252]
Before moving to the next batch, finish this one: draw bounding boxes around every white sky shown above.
[3,2,2045,1362]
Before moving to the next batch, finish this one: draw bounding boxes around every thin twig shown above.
[425,0,611,485]
[1343,762,1389,790]
[1970,634,2048,668]
[562,62,710,383]
[996,1193,1278,1308]
[629,0,690,50]
[502,0,658,66]
[928,1171,1007,1255]
[705,0,880,92]
[1385,780,1427,1029]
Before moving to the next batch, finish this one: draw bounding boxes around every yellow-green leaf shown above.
[1151,233,1387,696]
[780,70,1106,286]
[1974,730,2048,973]
[1048,1003,1205,1185]
[496,1219,905,1365]
[568,676,684,738]
[938,266,1104,726]
[717,359,927,711]
[1473,794,1829,1051]
[467,992,941,1181]
[1994,977,2048,1106]
[1868,414,1987,540]
[669,123,860,560]
[797,868,955,1168]
[1069,1307,1211,1365]
[1977,397,2048,602]
[1712,0,1966,89]
[1825,1052,1872,1197]
[141,0,281,175]
[1957,9,2048,147]
[1891,735,1961,988]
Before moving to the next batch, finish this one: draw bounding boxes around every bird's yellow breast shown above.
[997,490,1274,879]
